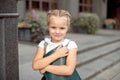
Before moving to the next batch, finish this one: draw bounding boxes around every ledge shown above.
[0,13,19,18]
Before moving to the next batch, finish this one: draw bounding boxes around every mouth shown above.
[54,35,62,37]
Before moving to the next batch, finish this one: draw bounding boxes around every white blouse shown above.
[38,38,78,54]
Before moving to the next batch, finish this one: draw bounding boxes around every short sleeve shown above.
[38,40,45,49]
[67,41,78,49]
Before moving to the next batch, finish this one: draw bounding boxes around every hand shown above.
[39,69,46,74]
[54,45,69,58]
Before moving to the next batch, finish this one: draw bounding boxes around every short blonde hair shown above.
[47,9,71,26]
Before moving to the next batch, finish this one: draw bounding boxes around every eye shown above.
[60,27,66,30]
[51,26,56,29]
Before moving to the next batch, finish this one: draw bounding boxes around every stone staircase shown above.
[76,39,120,80]
[19,29,120,80]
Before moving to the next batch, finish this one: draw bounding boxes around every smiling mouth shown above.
[54,35,61,37]
[54,34,61,36]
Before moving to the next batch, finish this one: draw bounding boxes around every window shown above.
[26,0,58,11]
[42,2,49,11]
[51,3,57,10]
[79,0,93,12]
[26,1,29,10]
[32,1,39,9]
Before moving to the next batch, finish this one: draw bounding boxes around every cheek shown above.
[63,28,68,33]
[48,28,54,34]
[61,30,67,36]
[62,30,67,34]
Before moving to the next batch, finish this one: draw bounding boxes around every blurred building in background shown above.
[17,0,120,29]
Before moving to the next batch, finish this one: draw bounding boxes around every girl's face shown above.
[48,16,68,43]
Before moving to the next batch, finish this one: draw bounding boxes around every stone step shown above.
[76,42,120,66]
[77,38,120,54]
[91,62,120,80]
[66,33,120,53]
[76,45,120,80]
[112,73,120,80]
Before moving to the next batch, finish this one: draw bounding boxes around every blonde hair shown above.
[47,9,71,26]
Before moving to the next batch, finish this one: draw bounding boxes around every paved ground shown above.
[18,29,120,80]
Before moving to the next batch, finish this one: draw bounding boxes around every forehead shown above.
[49,16,68,25]
[50,16,68,21]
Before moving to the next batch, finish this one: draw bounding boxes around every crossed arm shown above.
[32,46,77,76]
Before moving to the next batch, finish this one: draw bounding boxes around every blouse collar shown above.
[44,37,70,46]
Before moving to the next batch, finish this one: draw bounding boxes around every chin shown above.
[55,38,62,41]
[53,37,64,42]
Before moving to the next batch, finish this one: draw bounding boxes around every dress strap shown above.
[65,40,71,47]
[44,41,48,56]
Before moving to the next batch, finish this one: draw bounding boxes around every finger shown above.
[41,70,45,74]
[65,49,69,53]
[65,52,69,56]
[58,44,63,48]
[57,45,62,49]
[60,44,63,47]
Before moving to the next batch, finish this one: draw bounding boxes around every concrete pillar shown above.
[0,0,19,80]
[58,0,79,19]
[68,0,79,19]
[17,0,26,21]
[92,0,108,27]
[58,0,68,10]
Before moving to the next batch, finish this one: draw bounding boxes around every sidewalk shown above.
[19,29,120,80]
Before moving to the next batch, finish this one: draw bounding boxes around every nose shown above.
[56,29,60,33]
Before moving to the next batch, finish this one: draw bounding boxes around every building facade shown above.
[17,0,120,29]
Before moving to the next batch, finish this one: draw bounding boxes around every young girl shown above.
[32,9,81,80]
